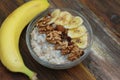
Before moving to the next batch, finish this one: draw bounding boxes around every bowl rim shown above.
[26,8,93,69]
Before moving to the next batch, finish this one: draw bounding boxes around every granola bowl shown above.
[26,8,93,69]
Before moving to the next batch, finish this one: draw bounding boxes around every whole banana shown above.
[0,0,49,80]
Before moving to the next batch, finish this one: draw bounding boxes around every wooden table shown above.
[0,0,120,80]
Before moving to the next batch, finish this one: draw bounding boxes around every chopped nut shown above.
[44,16,51,23]
[36,20,47,27]
[71,45,80,53]
[61,44,74,55]
[46,31,62,44]
[61,49,70,55]
[68,45,84,61]
[35,13,85,62]
[46,25,54,31]
[36,15,51,27]
[38,27,47,34]
[55,25,65,32]
[38,25,54,34]
[68,53,78,61]
[37,17,54,34]
[55,41,68,50]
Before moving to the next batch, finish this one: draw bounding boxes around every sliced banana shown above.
[68,25,87,38]
[55,11,73,26]
[64,16,83,29]
[48,9,61,24]
[72,33,88,49]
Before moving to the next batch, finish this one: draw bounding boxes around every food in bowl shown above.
[30,9,88,64]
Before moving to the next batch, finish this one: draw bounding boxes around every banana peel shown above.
[0,0,49,80]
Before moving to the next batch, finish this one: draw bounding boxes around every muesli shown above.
[30,9,88,64]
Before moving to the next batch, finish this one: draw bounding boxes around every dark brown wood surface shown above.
[77,0,120,80]
[0,0,120,80]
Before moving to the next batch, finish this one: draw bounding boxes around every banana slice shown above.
[72,33,88,49]
[48,9,61,24]
[68,25,87,38]
[55,11,73,26]
[65,16,83,29]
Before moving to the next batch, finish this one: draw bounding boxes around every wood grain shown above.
[0,0,120,80]
[47,0,120,80]
[78,0,120,41]
[76,0,120,80]
[0,0,95,80]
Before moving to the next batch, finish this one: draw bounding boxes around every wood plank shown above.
[83,37,120,80]
[78,0,120,41]
[75,0,120,80]
[0,0,120,80]
[0,0,96,80]
[50,0,120,80]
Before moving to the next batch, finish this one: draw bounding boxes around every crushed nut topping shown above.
[35,13,84,61]
[46,31,62,44]
[61,44,73,55]
[55,41,68,50]
[36,15,51,27]
[68,49,84,61]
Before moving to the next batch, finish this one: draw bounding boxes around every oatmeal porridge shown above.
[30,9,88,64]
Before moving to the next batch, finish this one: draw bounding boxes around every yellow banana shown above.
[65,16,83,29]
[48,9,61,24]
[68,25,87,38]
[55,11,73,25]
[72,33,88,49]
[0,0,49,80]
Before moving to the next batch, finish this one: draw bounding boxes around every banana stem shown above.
[21,66,38,80]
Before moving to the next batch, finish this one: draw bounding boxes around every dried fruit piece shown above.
[72,33,88,49]
[48,9,61,24]
[64,16,83,29]
[55,11,73,26]
[68,25,87,38]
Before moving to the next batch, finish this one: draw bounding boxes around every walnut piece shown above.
[68,45,84,61]
[46,25,54,31]
[37,22,54,34]
[36,15,51,27]
[61,44,74,55]
[35,13,85,61]
[46,31,62,44]
[55,41,68,50]
[38,27,47,34]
